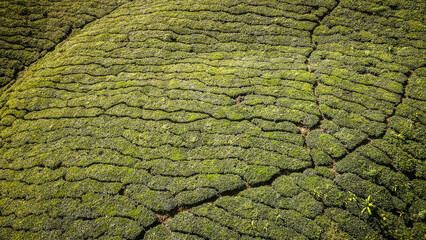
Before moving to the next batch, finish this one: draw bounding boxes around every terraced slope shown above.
[0,0,130,88]
[0,0,425,239]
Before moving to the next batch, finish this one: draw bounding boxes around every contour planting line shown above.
[126,2,347,236]
[0,0,135,102]
[303,0,341,168]
[306,0,340,121]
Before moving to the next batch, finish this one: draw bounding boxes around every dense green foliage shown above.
[0,0,130,88]
[0,0,425,239]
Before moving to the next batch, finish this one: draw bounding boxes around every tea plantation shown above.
[0,0,425,239]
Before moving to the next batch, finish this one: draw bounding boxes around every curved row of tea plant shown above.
[0,0,424,239]
[0,0,130,88]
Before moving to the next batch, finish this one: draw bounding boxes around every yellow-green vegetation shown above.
[0,0,425,239]
[0,0,130,88]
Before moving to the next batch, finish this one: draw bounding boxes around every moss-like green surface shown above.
[0,0,130,88]
[0,0,425,239]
